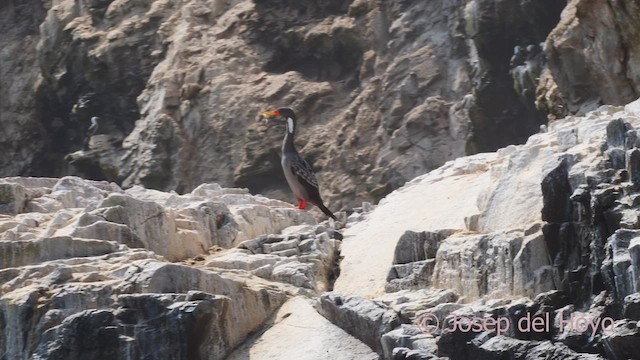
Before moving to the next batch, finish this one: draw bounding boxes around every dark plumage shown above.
[262,107,337,220]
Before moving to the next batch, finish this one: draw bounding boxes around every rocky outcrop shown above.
[8,0,640,213]
[542,0,640,115]
[464,0,566,151]
[322,98,640,359]
[6,99,640,359]
[33,0,479,208]
[0,176,351,359]
[1,0,574,212]
[0,0,49,176]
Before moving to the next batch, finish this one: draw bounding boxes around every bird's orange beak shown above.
[262,109,282,125]
[262,109,281,117]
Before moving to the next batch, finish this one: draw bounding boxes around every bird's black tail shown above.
[317,203,337,221]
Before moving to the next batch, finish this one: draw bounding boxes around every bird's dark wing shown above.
[290,157,321,195]
[289,155,336,220]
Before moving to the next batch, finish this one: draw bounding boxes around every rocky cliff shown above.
[4,0,640,358]
[4,99,640,359]
[5,0,640,210]
[0,0,574,211]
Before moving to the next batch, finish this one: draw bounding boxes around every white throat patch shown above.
[287,117,294,133]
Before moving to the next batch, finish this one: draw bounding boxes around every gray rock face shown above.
[0,0,48,177]
[544,0,640,114]
[317,293,401,355]
[464,0,566,151]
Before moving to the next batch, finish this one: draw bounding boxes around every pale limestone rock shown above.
[205,251,281,271]
[0,236,121,269]
[432,228,554,302]
[0,175,352,359]
[203,223,340,292]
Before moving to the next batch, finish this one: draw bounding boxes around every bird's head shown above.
[262,107,297,133]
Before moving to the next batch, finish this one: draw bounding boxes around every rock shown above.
[604,229,640,301]
[381,325,438,360]
[464,0,563,152]
[0,236,120,269]
[431,228,553,301]
[317,293,401,355]
[624,293,640,320]
[545,0,640,113]
[227,297,378,360]
[0,0,570,214]
[0,183,28,215]
[601,319,640,360]
[627,148,640,185]
[0,0,48,178]
[33,292,249,360]
[392,230,458,265]
[541,157,572,223]
[205,251,280,271]
[379,289,458,323]
[386,260,436,292]
[0,176,341,359]
[475,337,604,360]
[9,96,640,359]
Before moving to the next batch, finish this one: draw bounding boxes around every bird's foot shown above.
[298,199,308,210]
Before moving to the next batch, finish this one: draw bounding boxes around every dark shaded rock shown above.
[603,229,640,302]
[534,290,571,309]
[541,156,572,223]
[626,148,640,185]
[34,293,235,360]
[35,309,121,360]
[0,183,28,215]
[475,336,533,359]
[382,325,438,360]
[601,319,640,360]
[607,119,628,148]
[386,260,435,292]
[317,292,401,355]
[473,337,605,360]
[437,327,481,358]
[392,230,458,264]
[392,347,439,360]
[626,130,638,150]
[0,0,49,178]
[606,148,626,170]
[624,293,640,320]
[464,0,566,153]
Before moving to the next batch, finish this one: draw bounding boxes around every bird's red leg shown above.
[298,198,308,209]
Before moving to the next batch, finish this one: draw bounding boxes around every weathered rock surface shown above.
[2,0,574,213]
[6,0,640,220]
[227,297,378,360]
[544,0,640,114]
[8,99,640,359]
[317,99,640,359]
[0,0,49,177]
[0,176,351,359]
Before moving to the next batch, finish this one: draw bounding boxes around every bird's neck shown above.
[282,117,297,154]
[282,129,296,154]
